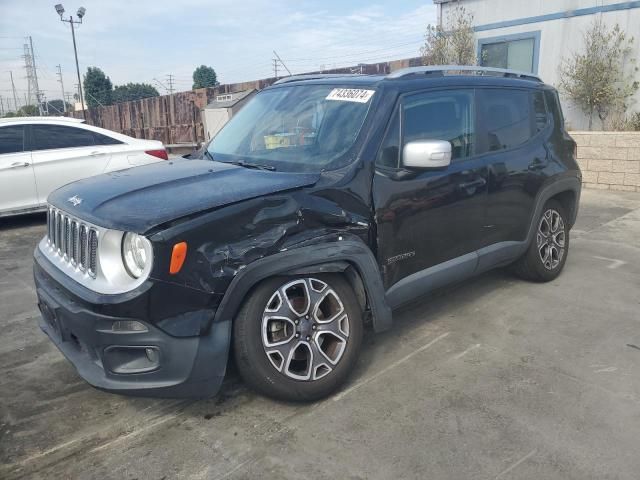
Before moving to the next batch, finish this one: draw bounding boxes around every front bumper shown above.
[34,248,231,398]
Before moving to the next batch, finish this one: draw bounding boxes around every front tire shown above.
[513,199,570,282]
[233,274,363,401]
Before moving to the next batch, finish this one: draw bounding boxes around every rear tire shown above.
[513,199,569,282]
[233,274,363,401]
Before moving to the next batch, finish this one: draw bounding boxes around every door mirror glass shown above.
[402,140,451,169]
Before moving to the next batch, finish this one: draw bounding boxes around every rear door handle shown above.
[89,151,105,156]
[458,178,487,190]
[528,158,548,170]
[10,161,30,168]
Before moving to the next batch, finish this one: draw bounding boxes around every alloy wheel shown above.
[261,278,350,381]
[536,208,565,270]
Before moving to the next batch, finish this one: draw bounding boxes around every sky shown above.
[0,0,435,111]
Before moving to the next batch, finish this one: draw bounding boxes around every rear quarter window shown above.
[93,131,124,145]
[544,90,565,130]
[533,91,549,133]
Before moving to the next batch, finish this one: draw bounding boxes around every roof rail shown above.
[387,65,542,82]
[273,74,363,85]
[0,116,85,124]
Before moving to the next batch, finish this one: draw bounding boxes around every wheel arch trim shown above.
[526,176,581,242]
[212,239,393,332]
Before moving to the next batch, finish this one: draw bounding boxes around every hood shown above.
[48,159,320,233]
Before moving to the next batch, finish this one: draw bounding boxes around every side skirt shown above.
[385,241,526,311]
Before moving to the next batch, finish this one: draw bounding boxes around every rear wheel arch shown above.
[526,177,581,245]
[549,189,578,229]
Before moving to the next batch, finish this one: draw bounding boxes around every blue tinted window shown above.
[478,89,532,152]
[0,126,24,154]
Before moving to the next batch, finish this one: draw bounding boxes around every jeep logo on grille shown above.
[68,195,82,207]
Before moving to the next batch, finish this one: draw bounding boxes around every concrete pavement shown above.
[1,189,639,480]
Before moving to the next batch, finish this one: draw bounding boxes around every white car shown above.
[0,116,168,217]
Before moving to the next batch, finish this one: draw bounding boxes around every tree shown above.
[83,67,113,108]
[192,65,218,89]
[558,20,638,130]
[112,83,159,103]
[46,99,72,114]
[421,4,476,66]
[16,104,39,116]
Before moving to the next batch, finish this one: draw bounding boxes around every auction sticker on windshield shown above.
[326,88,375,103]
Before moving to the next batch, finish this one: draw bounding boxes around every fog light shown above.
[145,347,159,363]
[103,346,160,374]
[112,320,148,333]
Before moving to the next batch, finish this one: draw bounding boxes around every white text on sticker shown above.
[326,88,375,103]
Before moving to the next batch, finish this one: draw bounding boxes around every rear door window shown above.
[32,125,96,151]
[0,125,25,154]
[477,89,533,153]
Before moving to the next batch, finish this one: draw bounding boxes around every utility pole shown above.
[23,38,43,114]
[166,74,175,95]
[29,36,43,114]
[0,96,4,116]
[23,44,33,107]
[55,4,87,119]
[273,58,279,79]
[273,50,292,76]
[41,94,49,115]
[10,71,19,112]
[56,64,67,113]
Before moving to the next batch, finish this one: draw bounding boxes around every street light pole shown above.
[55,5,87,120]
[68,17,85,119]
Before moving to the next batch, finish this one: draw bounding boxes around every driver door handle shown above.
[89,151,105,156]
[10,161,30,168]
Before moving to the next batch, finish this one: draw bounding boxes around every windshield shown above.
[207,85,375,172]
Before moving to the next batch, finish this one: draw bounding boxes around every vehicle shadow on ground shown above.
[178,267,515,419]
[0,212,47,231]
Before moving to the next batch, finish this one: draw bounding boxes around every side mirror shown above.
[402,140,452,169]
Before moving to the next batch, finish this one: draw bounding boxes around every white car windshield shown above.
[207,85,375,172]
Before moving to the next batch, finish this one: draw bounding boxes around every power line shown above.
[166,74,175,95]
[273,50,291,76]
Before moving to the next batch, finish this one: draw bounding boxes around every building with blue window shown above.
[434,0,640,129]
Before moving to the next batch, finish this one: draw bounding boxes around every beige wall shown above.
[571,131,640,192]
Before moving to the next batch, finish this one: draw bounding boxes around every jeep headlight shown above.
[122,232,152,278]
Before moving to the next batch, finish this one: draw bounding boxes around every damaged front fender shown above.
[150,188,391,332]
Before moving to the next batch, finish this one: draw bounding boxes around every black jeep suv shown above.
[34,66,581,401]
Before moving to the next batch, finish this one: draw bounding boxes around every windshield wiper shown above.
[203,150,215,161]
[227,160,277,171]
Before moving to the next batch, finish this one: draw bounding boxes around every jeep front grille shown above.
[47,207,99,277]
